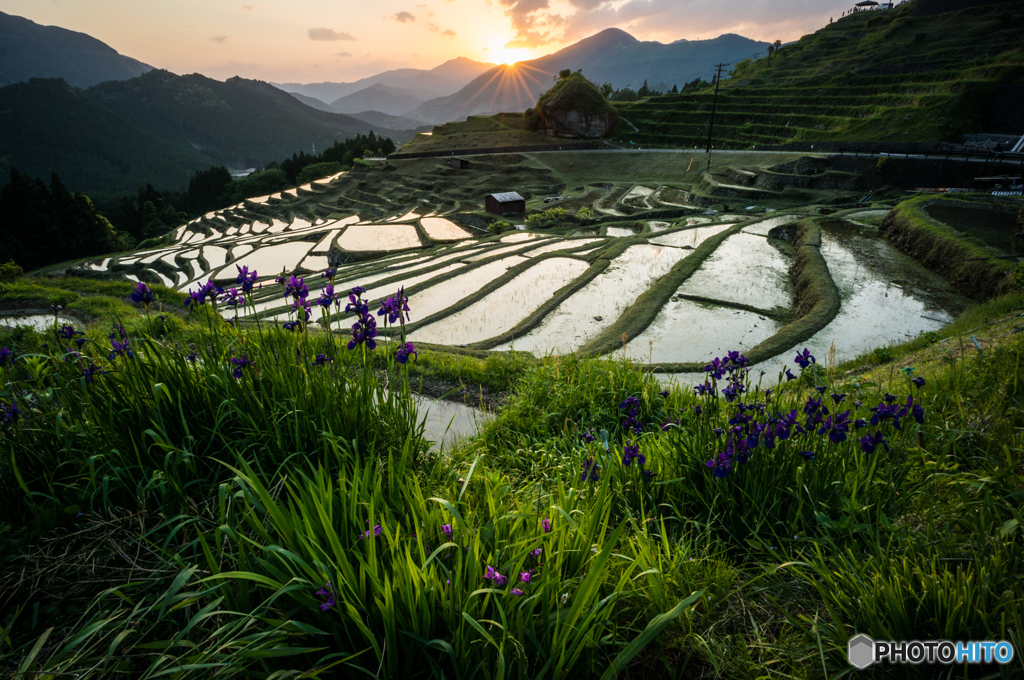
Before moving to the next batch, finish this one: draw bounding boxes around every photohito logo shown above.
[848,635,1015,669]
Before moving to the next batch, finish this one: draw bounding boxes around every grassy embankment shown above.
[1,241,1023,677]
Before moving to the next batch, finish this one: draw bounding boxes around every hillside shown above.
[0,11,152,88]
[0,71,411,195]
[0,79,215,194]
[330,83,425,117]
[618,0,1024,149]
[275,57,495,106]
[406,29,770,124]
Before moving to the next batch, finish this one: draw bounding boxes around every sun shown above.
[488,46,533,66]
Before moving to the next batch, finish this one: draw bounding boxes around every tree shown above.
[187,166,232,215]
[556,69,572,81]
[638,80,651,97]
[599,82,614,99]
[671,84,679,94]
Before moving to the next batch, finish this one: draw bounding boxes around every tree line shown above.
[0,132,396,273]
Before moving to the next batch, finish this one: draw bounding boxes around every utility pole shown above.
[706,62,728,174]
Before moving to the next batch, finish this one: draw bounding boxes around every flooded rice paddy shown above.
[70,172,979,373]
[493,244,687,354]
[411,257,590,346]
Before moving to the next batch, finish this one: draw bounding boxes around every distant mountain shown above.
[329,83,424,117]
[0,71,410,195]
[406,29,771,124]
[0,11,152,88]
[346,110,431,132]
[275,57,495,107]
[288,91,336,113]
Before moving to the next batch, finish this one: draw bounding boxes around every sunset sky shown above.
[1,0,859,82]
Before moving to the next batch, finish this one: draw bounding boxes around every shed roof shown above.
[489,192,525,203]
[855,1,879,5]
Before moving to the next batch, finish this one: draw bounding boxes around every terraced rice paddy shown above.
[65,159,969,372]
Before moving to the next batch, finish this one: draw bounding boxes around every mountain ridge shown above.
[405,29,770,124]
[0,10,152,88]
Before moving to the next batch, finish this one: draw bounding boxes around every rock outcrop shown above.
[535,73,618,139]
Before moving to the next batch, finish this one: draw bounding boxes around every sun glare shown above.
[489,46,532,65]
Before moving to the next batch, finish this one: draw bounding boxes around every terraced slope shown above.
[617,0,1024,149]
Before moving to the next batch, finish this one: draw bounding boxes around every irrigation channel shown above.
[66,178,980,383]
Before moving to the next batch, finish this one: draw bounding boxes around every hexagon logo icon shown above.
[848,634,875,669]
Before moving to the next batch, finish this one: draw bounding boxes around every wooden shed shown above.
[485,191,526,215]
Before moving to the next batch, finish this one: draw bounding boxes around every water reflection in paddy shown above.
[625,300,781,364]
[411,257,590,345]
[649,224,731,249]
[336,225,422,251]
[677,232,793,310]
[790,220,970,364]
[494,244,687,354]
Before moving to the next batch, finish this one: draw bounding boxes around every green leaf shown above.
[599,589,706,680]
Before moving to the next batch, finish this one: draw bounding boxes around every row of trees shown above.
[1,131,397,272]
[0,169,130,272]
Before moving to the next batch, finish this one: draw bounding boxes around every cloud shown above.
[241,4,253,11]
[442,28,457,38]
[392,11,416,23]
[428,22,440,31]
[553,0,852,46]
[210,35,229,43]
[497,0,562,48]
[415,4,436,18]
[335,51,352,58]
[308,27,358,41]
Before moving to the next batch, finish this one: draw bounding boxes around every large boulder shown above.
[535,73,618,139]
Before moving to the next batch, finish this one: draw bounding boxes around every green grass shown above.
[2,225,1024,677]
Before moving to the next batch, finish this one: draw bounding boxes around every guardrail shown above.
[837,147,1024,165]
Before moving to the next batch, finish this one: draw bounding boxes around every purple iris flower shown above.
[315,580,336,612]
[706,451,732,479]
[361,524,382,539]
[130,282,154,306]
[794,348,816,368]
[541,517,552,534]
[860,430,888,454]
[396,342,417,364]
[622,442,644,467]
[441,524,453,540]
[186,351,197,363]
[58,325,83,341]
[511,588,524,596]
[582,430,596,443]
[0,347,12,367]
[230,353,254,378]
[313,353,333,366]
[348,315,378,350]
[72,337,87,349]
[1,400,21,426]
[292,298,313,322]
[831,393,846,404]
[483,566,507,587]
[799,450,816,460]
[284,275,308,301]
[784,368,797,381]
[377,287,411,326]
[220,287,243,309]
[659,390,669,398]
[108,339,133,361]
[111,324,127,341]
[519,570,533,583]
[322,268,335,278]
[530,547,542,557]
[911,376,926,389]
[282,321,300,332]
[580,457,599,481]
[316,284,336,308]
[235,265,258,293]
